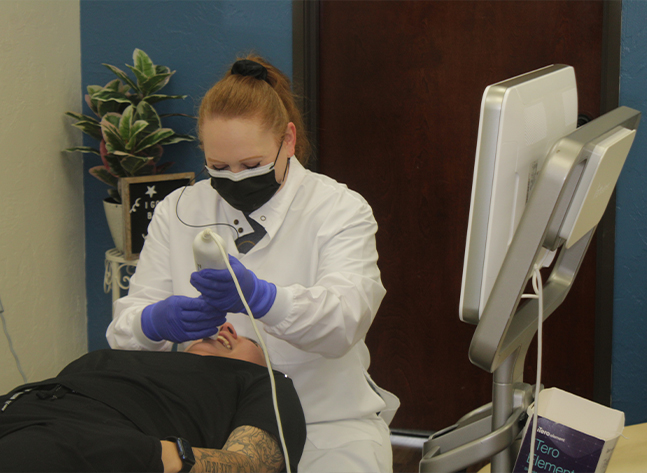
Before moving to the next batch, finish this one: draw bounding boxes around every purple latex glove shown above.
[141,295,227,343]
[190,255,277,319]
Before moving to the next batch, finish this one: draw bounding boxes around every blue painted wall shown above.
[80,0,292,350]
[78,0,647,425]
[615,0,647,426]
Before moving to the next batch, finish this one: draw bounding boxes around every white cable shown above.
[0,301,28,384]
[520,264,543,473]
[209,235,292,473]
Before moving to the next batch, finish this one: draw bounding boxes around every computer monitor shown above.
[420,65,640,471]
[459,65,578,324]
[468,105,639,374]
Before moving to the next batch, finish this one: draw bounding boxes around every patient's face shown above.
[186,322,266,366]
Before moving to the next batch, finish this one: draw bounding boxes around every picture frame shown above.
[120,172,195,260]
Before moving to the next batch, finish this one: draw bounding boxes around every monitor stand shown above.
[419,106,641,473]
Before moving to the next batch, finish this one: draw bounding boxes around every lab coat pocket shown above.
[365,373,400,426]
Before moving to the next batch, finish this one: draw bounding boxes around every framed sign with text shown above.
[120,172,194,260]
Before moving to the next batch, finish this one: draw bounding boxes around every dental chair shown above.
[418,96,641,472]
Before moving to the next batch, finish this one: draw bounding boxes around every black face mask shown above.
[208,143,287,213]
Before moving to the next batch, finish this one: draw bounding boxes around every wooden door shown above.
[317,0,606,431]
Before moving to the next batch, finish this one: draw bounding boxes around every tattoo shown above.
[192,425,285,473]
[224,425,285,472]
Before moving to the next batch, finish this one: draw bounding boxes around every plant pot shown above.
[103,198,124,253]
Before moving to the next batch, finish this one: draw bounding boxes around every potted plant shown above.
[65,49,196,252]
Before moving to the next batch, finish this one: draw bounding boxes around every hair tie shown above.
[231,59,270,83]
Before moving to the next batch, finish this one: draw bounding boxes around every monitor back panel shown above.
[460,65,578,323]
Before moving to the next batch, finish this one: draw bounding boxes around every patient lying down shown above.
[0,323,306,473]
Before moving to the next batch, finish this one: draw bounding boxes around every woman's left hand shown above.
[190,255,277,319]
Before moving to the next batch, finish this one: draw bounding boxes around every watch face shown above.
[170,437,195,472]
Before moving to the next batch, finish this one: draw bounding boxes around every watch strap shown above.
[165,436,195,472]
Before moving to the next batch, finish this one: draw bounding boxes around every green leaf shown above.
[133,49,155,78]
[89,165,119,187]
[140,73,174,95]
[118,105,135,143]
[135,101,162,133]
[113,150,152,175]
[64,146,101,156]
[155,65,171,76]
[71,120,104,142]
[105,79,128,96]
[127,51,174,96]
[92,89,133,105]
[104,79,124,92]
[108,187,121,203]
[65,111,100,123]
[143,94,187,105]
[132,129,174,154]
[102,153,126,176]
[102,112,121,129]
[96,97,126,117]
[158,133,196,145]
[126,64,149,91]
[85,87,103,115]
[66,110,103,140]
[126,120,150,150]
[87,85,103,95]
[112,150,147,159]
[101,118,126,153]
[85,95,98,117]
[145,144,164,163]
[103,63,138,92]
[98,79,130,96]
[118,82,131,95]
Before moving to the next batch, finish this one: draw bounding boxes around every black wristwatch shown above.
[166,436,195,472]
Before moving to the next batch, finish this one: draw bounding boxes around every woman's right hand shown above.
[190,255,277,319]
[141,295,227,343]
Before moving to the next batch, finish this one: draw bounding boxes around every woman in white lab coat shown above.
[107,55,399,472]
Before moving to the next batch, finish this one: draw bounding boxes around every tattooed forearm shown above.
[222,425,285,472]
[192,448,251,473]
[223,425,285,472]
[190,425,285,473]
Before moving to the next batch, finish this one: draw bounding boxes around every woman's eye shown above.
[208,162,261,171]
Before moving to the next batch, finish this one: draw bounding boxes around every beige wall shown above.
[0,0,86,393]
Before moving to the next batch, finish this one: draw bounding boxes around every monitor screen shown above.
[460,65,578,324]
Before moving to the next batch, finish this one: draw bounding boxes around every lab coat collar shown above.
[215,157,307,251]
[248,156,306,239]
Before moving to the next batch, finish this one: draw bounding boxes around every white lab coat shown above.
[107,158,399,471]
